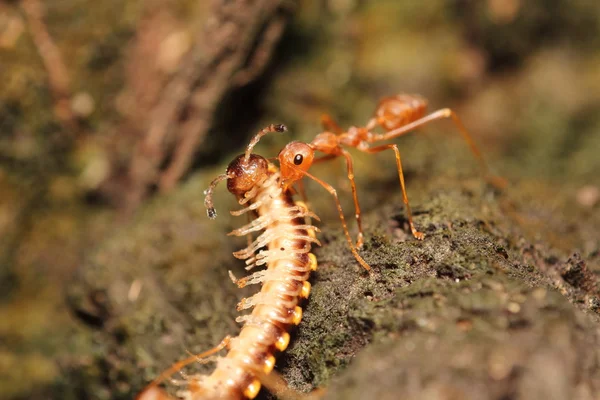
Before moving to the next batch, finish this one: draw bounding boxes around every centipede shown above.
[137,124,362,400]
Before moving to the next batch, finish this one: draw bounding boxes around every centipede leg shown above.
[136,386,176,400]
[358,143,424,240]
[245,213,254,248]
[371,108,507,189]
[136,336,231,399]
[258,368,326,400]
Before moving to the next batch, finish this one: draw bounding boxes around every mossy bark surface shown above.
[65,168,600,399]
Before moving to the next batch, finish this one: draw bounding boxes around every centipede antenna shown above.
[244,124,288,163]
[204,173,230,219]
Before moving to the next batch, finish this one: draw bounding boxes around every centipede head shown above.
[204,124,287,219]
[278,141,314,190]
[226,154,269,196]
[204,154,269,219]
[204,124,286,219]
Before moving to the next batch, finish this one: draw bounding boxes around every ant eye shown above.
[294,154,303,165]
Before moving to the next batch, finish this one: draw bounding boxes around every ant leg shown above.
[299,153,342,215]
[358,143,424,240]
[290,167,371,272]
[295,179,308,204]
[301,152,365,247]
[371,108,507,189]
[137,336,231,398]
[320,113,343,134]
[340,150,365,248]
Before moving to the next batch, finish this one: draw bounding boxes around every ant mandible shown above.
[276,94,506,249]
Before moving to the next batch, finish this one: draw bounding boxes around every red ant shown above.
[275,94,505,254]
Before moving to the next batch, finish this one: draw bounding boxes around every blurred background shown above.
[1,0,599,399]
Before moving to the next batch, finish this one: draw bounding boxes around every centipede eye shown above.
[294,154,303,165]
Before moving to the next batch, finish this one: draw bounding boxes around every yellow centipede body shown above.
[139,146,320,400]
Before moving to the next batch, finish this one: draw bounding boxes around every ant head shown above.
[226,154,269,196]
[278,141,314,188]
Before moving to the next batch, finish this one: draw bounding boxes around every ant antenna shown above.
[244,124,287,163]
[204,173,230,219]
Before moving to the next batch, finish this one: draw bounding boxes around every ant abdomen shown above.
[375,94,428,131]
